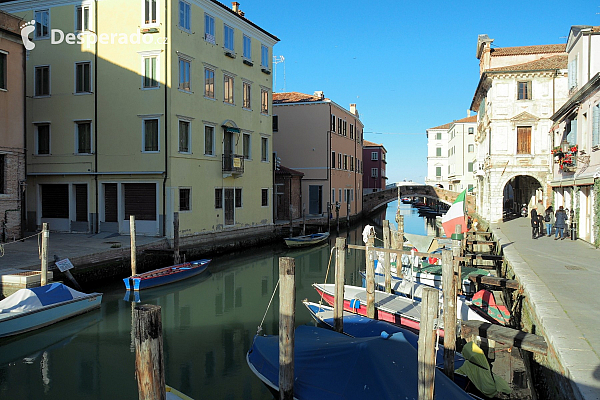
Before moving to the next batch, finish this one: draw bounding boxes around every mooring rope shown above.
[318,247,336,306]
[0,231,42,257]
[257,278,280,335]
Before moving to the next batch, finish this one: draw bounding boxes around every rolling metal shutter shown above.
[124,183,156,221]
[75,184,87,222]
[104,183,118,222]
[41,184,69,218]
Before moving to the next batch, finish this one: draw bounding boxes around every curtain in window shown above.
[144,119,158,151]
[243,134,250,159]
[261,138,267,161]
[78,123,91,153]
[179,121,189,152]
[205,126,213,155]
[144,57,157,87]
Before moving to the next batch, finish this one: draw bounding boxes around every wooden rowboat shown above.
[123,259,211,291]
[283,232,330,248]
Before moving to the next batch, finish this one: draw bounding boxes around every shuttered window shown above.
[41,184,69,218]
[124,183,156,221]
[104,183,118,222]
[517,127,531,154]
[567,118,577,146]
[593,103,600,147]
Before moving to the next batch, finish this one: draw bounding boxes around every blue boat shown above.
[284,232,330,248]
[0,282,102,338]
[247,325,476,400]
[123,259,211,291]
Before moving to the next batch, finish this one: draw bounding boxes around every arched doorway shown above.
[503,175,542,219]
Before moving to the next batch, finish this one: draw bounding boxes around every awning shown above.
[550,176,596,187]
[223,126,240,133]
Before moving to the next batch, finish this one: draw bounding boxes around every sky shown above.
[238,0,599,184]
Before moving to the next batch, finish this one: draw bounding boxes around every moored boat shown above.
[123,259,211,291]
[283,232,330,248]
[0,282,102,338]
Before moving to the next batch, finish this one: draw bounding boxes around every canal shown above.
[0,201,436,399]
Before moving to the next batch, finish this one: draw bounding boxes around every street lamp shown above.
[560,138,570,153]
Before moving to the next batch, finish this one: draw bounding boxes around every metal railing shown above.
[222,154,244,175]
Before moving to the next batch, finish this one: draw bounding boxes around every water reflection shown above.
[0,202,430,399]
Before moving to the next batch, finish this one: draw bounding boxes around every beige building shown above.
[0,0,278,239]
[471,35,569,222]
[273,91,363,219]
[550,25,600,245]
[0,10,25,241]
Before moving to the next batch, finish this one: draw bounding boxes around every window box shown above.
[224,50,236,59]
[140,27,160,34]
[243,59,253,66]
[261,67,271,75]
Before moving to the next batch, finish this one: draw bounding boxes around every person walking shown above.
[554,206,567,240]
[544,206,554,236]
[537,213,544,238]
[530,206,539,239]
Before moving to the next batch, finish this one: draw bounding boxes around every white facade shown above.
[425,125,450,189]
[447,116,478,193]
[471,35,569,222]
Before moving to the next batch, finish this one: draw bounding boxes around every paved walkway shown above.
[491,218,600,400]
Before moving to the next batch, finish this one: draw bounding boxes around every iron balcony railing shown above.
[222,154,244,175]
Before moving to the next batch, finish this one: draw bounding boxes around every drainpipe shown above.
[22,31,27,236]
[94,0,99,233]
[162,0,169,238]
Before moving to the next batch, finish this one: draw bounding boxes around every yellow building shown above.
[0,0,278,238]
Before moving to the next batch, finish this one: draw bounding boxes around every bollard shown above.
[442,249,456,380]
[365,233,376,319]
[383,220,392,293]
[130,215,137,276]
[134,304,166,400]
[40,223,49,286]
[334,237,346,333]
[279,257,295,400]
[418,287,439,400]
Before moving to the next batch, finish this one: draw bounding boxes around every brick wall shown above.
[1,151,25,240]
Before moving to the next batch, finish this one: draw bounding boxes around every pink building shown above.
[362,140,387,193]
[0,10,25,241]
[273,91,363,219]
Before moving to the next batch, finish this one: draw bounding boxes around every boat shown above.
[313,283,490,336]
[283,232,330,248]
[123,259,211,291]
[401,197,411,204]
[0,282,102,338]
[247,325,475,400]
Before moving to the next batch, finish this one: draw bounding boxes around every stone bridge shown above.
[362,185,475,216]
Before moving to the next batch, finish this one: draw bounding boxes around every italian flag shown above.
[441,190,468,237]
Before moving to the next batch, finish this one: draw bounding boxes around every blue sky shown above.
[241,0,598,183]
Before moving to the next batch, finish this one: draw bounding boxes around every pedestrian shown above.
[530,206,539,239]
[537,213,544,238]
[544,206,554,236]
[554,206,567,240]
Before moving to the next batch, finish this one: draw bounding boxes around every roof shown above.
[490,44,566,57]
[429,115,476,130]
[363,140,383,147]
[488,54,568,72]
[275,165,304,177]
[273,92,328,104]
[429,123,452,130]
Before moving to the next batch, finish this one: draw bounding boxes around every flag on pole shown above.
[441,190,468,237]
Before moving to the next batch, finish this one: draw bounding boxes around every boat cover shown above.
[456,341,511,397]
[248,325,474,400]
[0,283,89,314]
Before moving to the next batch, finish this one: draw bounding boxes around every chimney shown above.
[350,103,357,116]
[467,109,471,118]
[476,34,494,76]
[313,91,324,100]
[232,2,244,16]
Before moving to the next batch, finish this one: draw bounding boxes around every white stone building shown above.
[470,35,569,222]
[550,25,600,245]
[447,115,478,193]
[425,122,451,189]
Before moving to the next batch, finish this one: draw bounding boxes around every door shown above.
[41,184,70,231]
[224,188,234,225]
[72,184,88,232]
[308,185,322,215]
[103,183,118,233]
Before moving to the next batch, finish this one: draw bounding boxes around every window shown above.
[350,124,354,139]
[179,1,191,31]
[338,118,342,135]
[468,184,474,192]
[261,89,268,114]
[436,147,441,157]
[204,67,214,98]
[468,144,474,153]
[261,189,268,207]
[0,52,6,90]
[261,137,268,161]
[343,155,347,170]
[204,125,214,156]
[436,132,442,140]
[243,82,251,109]
[435,166,441,177]
[272,115,278,132]
[143,118,159,152]
[178,120,191,153]
[468,162,473,172]
[34,66,50,97]
[371,151,378,161]
[517,81,531,100]
[331,151,336,169]
[468,127,474,134]
[339,189,342,203]
[224,24,234,52]
[593,103,600,147]
[331,115,336,132]
[179,188,191,211]
[178,58,190,91]
[235,188,242,208]
[243,133,251,159]
[204,14,215,43]
[568,58,578,91]
[75,62,91,93]
[76,121,92,154]
[338,153,342,169]
[75,5,90,31]
[350,156,354,171]
[144,0,157,25]
[261,45,268,67]
[224,75,234,104]
[343,121,347,136]
[143,56,158,88]
[567,118,577,146]
[331,189,335,203]
[371,168,378,178]
[215,188,222,208]
[516,126,531,154]
[243,35,251,59]
[35,10,50,39]
[36,124,50,155]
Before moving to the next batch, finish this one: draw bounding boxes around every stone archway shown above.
[502,175,543,219]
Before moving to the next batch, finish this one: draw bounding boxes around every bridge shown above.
[362,184,476,216]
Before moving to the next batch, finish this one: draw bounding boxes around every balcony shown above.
[222,154,244,175]
[552,144,577,173]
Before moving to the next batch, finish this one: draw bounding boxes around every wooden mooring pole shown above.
[279,257,295,400]
[173,212,181,265]
[40,223,49,286]
[383,220,392,293]
[365,232,376,319]
[334,237,346,333]
[130,215,137,276]
[452,224,463,295]
[442,248,456,380]
[134,304,166,400]
[396,214,404,251]
[418,287,439,400]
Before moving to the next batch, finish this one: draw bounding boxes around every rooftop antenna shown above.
[273,55,285,92]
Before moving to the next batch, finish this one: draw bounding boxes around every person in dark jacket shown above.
[545,206,554,236]
[554,206,567,240]
[530,207,539,239]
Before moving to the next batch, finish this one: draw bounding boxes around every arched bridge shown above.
[363,185,475,215]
